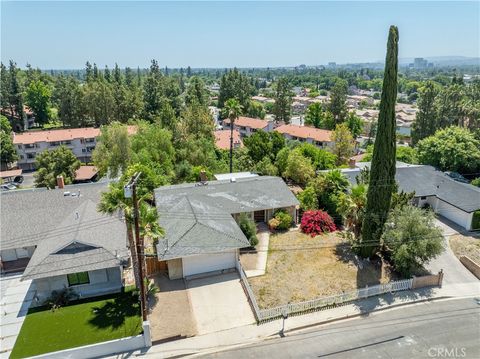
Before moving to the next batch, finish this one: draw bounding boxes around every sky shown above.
[1,1,479,69]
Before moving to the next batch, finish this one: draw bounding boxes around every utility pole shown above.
[124,172,147,321]
[229,118,234,173]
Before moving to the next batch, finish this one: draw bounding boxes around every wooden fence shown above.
[236,261,444,324]
[145,257,167,277]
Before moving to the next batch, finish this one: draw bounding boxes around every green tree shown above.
[345,111,364,138]
[177,101,215,142]
[361,26,399,258]
[297,186,318,211]
[283,149,315,185]
[34,146,80,188]
[253,157,278,176]
[396,146,417,164]
[185,76,209,107]
[224,98,242,173]
[0,115,17,167]
[304,102,324,128]
[329,78,348,124]
[54,76,87,127]
[244,130,272,162]
[7,61,25,130]
[83,80,115,126]
[382,206,444,276]
[238,213,258,247]
[411,81,439,145]
[92,122,132,178]
[416,126,480,173]
[273,77,293,123]
[337,183,367,240]
[246,101,266,119]
[25,79,51,125]
[332,123,355,166]
[218,68,254,112]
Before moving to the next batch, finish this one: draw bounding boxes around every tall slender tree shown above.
[224,98,242,173]
[360,26,399,258]
[411,81,438,145]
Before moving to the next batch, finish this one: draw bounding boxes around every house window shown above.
[67,272,90,286]
[85,138,95,143]
[17,144,22,150]
[26,153,36,159]
[49,141,60,147]
[25,143,36,149]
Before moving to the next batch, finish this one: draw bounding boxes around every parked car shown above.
[0,183,17,191]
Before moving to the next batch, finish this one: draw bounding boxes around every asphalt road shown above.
[203,298,480,359]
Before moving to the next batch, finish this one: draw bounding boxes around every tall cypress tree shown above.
[360,26,399,258]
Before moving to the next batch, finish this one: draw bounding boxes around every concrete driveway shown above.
[0,273,36,358]
[186,272,255,334]
[426,218,478,285]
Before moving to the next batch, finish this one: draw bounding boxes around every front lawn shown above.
[10,288,142,358]
[248,230,397,309]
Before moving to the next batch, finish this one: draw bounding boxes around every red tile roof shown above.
[214,130,243,150]
[74,166,98,181]
[223,116,270,130]
[0,169,22,179]
[275,124,333,143]
[13,126,137,145]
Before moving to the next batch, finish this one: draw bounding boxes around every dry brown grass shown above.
[249,230,396,309]
[449,233,480,264]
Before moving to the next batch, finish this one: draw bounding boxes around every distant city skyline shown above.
[1,1,478,69]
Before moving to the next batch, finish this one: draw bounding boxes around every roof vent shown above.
[230,178,236,183]
[63,191,71,196]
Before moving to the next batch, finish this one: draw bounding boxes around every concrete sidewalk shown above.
[109,281,479,359]
[241,225,270,278]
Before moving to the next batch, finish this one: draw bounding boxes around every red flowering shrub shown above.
[300,210,336,237]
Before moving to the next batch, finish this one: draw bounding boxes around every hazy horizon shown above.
[2,1,479,69]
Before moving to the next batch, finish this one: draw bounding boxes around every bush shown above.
[43,287,79,311]
[300,210,336,237]
[472,211,480,230]
[471,178,480,187]
[268,218,280,231]
[274,210,293,230]
[239,213,258,247]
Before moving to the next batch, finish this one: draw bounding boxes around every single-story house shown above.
[154,175,299,279]
[0,181,129,305]
[340,162,480,231]
[275,124,334,149]
[222,117,274,137]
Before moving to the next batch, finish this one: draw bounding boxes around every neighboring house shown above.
[74,165,99,183]
[214,129,243,150]
[154,175,299,279]
[0,181,129,304]
[12,126,137,170]
[275,124,334,149]
[340,162,480,231]
[222,117,274,137]
[1,106,36,131]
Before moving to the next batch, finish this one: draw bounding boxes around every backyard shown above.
[10,288,142,358]
[248,230,397,309]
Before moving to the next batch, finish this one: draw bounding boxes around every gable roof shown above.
[275,124,333,143]
[1,182,129,280]
[341,164,480,213]
[22,200,128,280]
[155,176,299,259]
[223,116,270,130]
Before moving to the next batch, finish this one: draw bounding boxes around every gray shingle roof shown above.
[155,176,299,259]
[342,164,480,213]
[1,182,129,280]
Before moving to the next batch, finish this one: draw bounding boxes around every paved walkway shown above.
[241,224,270,278]
[0,273,36,358]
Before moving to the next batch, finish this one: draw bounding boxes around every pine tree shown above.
[272,77,293,123]
[360,26,399,258]
[411,81,438,145]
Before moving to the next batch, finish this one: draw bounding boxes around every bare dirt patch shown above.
[450,233,480,264]
[248,230,396,309]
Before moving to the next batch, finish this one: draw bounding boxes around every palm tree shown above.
[224,98,242,173]
[98,180,163,289]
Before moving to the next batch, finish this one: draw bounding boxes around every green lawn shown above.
[10,288,142,358]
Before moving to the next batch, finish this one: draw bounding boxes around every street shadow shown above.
[89,290,140,330]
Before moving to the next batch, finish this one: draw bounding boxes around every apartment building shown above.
[13,126,136,170]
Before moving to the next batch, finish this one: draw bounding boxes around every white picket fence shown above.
[236,261,414,323]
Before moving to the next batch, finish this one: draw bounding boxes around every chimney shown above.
[56,175,65,189]
[348,158,356,169]
[199,170,208,183]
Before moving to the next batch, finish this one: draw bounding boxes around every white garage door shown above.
[183,251,236,277]
[436,200,470,229]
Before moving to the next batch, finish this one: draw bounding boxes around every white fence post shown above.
[143,321,152,347]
